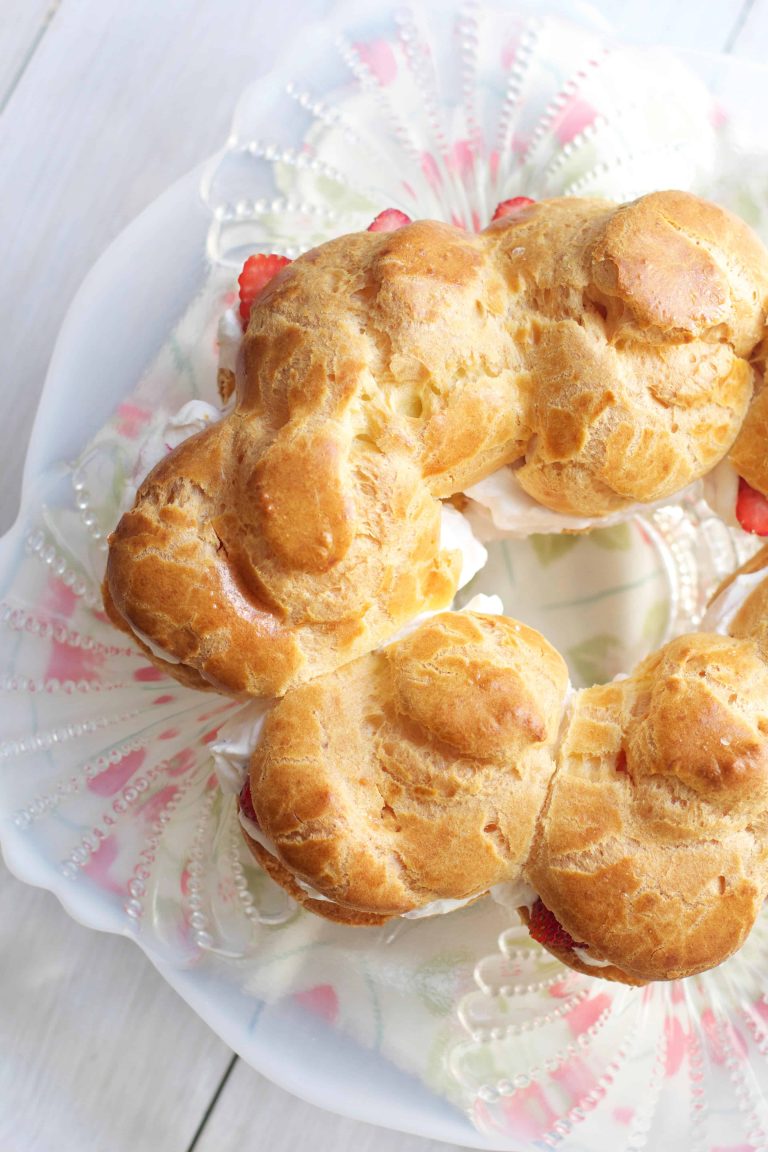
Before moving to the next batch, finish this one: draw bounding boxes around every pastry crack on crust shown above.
[105,190,768,983]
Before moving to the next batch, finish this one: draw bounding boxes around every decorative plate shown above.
[3,2,768,1147]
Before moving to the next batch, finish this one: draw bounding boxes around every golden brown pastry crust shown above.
[103,190,768,980]
[526,635,768,983]
[240,615,768,983]
[245,611,569,919]
[241,835,391,926]
[106,192,768,697]
[516,904,646,986]
[730,376,768,496]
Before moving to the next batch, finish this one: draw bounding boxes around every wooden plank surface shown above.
[0,0,309,537]
[191,1060,465,1152]
[0,866,234,1152]
[729,0,768,55]
[1,1,767,1150]
[0,0,57,112]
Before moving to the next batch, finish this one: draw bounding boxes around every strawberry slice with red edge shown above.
[491,196,535,223]
[238,778,259,826]
[368,208,412,232]
[528,897,582,951]
[736,477,768,536]
[238,253,292,328]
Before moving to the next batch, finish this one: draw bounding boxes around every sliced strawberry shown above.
[491,196,535,222]
[736,477,768,536]
[238,253,292,328]
[368,208,412,232]
[238,778,259,826]
[528,897,581,951]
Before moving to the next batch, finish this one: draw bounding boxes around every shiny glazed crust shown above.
[105,191,768,697]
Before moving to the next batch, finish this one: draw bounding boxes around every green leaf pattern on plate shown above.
[530,534,580,567]
[462,520,670,687]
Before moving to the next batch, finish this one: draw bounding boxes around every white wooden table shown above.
[2,1,768,1149]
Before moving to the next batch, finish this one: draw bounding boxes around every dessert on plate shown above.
[103,190,768,982]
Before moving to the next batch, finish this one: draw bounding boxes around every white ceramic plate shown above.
[4,3,768,1148]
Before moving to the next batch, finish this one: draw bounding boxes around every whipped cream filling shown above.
[490,878,538,913]
[700,457,740,527]
[699,567,768,635]
[491,883,614,968]
[134,399,230,486]
[401,895,477,919]
[464,468,646,539]
[573,947,613,969]
[165,399,225,442]
[492,882,615,968]
[129,625,181,665]
[210,699,275,794]
[216,306,243,377]
[238,811,335,904]
[238,811,279,858]
[440,502,487,588]
[463,464,718,540]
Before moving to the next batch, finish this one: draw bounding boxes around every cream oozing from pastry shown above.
[216,307,243,377]
[700,568,768,633]
[573,947,613,968]
[440,502,487,587]
[701,457,741,527]
[492,880,614,962]
[400,896,477,918]
[128,626,182,665]
[489,877,538,912]
[211,699,275,794]
[166,399,224,441]
[131,400,233,507]
[463,467,648,538]
[463,460,737,540]
[238,811,278,856]
[237,810,333,904]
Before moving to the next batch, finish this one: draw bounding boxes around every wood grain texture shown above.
[191,1059,469,1152]
[0,0,58,112]
[0,0,327,536]
[2,1,767,1151]
[0,865,233,1152]
[729,0,768,55]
